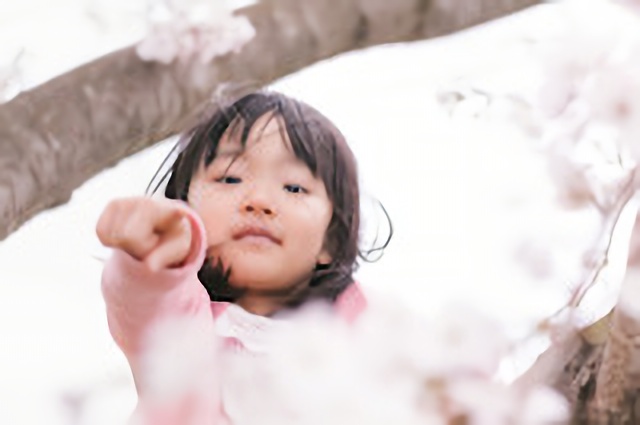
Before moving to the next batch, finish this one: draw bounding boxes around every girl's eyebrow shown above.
[214,149,243,159]
[203,150,242,174]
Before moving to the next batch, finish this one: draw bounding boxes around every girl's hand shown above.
[96,197,192,271]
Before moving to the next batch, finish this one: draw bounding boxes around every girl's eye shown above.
[284,184,307,194]
[217,176,242,184]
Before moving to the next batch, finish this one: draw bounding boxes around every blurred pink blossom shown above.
[132,297,567,425]
[136,0,256,64]
[617,0,640,14]
[131,316,220,425]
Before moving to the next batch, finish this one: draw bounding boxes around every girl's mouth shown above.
[233,225,282,245]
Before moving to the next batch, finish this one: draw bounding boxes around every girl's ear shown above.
[317,248,332,267]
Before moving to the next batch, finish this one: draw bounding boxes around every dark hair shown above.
[151,91,390,309]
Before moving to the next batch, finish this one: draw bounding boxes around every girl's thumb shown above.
[145,224,192,272]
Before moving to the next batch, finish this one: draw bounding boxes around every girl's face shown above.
[187,113,333,294]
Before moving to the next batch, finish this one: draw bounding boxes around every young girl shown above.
[97,91,387,422]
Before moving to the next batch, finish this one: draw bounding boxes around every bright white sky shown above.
[0,1,636,424]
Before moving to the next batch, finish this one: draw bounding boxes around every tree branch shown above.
[0,0,541,241]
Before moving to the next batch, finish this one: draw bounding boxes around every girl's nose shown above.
[243,203,274,216]
[242,185,276,216]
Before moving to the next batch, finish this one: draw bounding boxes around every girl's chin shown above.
[229,276,285,291]
[227,269,305,295]
[220,254,311,292]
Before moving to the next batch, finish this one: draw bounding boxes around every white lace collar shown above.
[214,303,289,353]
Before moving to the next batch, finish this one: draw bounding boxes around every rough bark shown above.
[0,0,541,241]
[516,212,640,424]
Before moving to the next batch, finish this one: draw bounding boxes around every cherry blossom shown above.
[132,317,220,425]
[136,0,256,64]
[436,0,640,339]
[133,296,567,425]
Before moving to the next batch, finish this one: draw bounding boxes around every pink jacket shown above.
[101,204,366,423]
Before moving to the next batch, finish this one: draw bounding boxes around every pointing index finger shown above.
[151,202,187,233]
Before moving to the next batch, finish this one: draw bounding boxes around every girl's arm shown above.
[100,204,213,390]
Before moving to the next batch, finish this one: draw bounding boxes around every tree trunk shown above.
[0,0,541,241]
[516,211,640,424]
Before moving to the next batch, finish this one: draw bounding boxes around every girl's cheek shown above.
[191,182,225,207]
[188,181,209,207]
